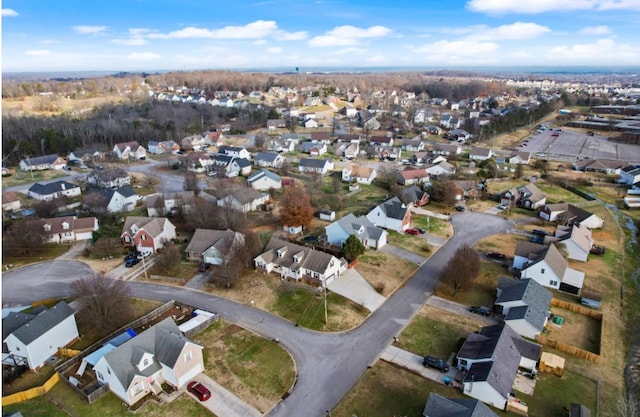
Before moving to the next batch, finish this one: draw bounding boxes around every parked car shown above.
[469,306,491,316]
[497,204,507,211]
[415,228,426,234]
[455,205,465,212]
[125,258,140,268]
[590,245,606,255]
[405,228,421,235]
[199,262,211,272]
[532,229,550,236]
[187,381,211,402]
[486,252,506,260]
[422,356,449,372]
[62,166,72,171]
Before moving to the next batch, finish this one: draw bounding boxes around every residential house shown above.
[299,141,328,156]
[366,196,411,232]
[303,118,319,128]
[440,114,453,129]
[410,151,430,165]
[399,185,430,207]
[83,186,140,214]
[424,161,456,177]
[396,168,430,186]
[425,125,442,135]
[453,180,483,201]
[268,138,295,153]
[369,135,394,147]
[3,301,79,371]
[87,168,131,189]
[325,213,388,249]
[469,147,493,161]
[186,152,214,173]
[216,187,269,213]
[28,181,81,201]
[422,393,498,417]
[205,131,225,146]
[218,145,251,160]
[500,183,547,210]
[185,229,245,264]
[310,132,332,144]
[456,323,541,410]
[509,151,531,165]
[539,203,604,229]
[233,158,252,176]
[339,105,358,118]
[448,129,472,142]
[145,192,195,217]
[39,216,99,243]
[121,216,177,254]
[254,237,346,288]
[431,143,461,156]
[342,143,360,160]
[2,191,21,213]
[335,133,362,143]
[254,152,285,169]
[514,242,585,294]
[148,140,180,155]
[113,141,146,160]
[572,159,624,174]
[495,277,552,339]
[180,135,206,151]
[94,318,204,407]
[247,169,282,191]
[267,119,287,129]
[618,165,640,185]
[19,154,67,171]
[401,137,425,152]
[298,158,334,175]
[545,224,593,262]
[342,164,377,185]
[68,150,105,164]
[356,110,380,130]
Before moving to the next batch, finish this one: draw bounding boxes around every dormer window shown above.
[293,251,304,263]
[276,247,287,258]
[62,222,69,230]
[44,224,52,232]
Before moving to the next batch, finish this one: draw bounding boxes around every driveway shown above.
[426,296,499,325]
[410,206,451,221]
[327,268,386,312]
[380,244,427,265]
[55,241,90,261]
[185,373,261,417]
[380,345,457,385]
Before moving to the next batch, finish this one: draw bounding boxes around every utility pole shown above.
[323,283,328,325]
[141,252,149,279]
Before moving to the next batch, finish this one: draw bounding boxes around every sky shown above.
[2,0,640,72]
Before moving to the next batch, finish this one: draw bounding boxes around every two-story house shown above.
[366,196,411,233]
[121,216,177,255]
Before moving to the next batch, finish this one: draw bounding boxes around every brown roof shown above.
[115,141,141,152]
[41,216,97,234]
[122,216,172,238]
[514,241,547,260]
[185,229,244,258]
[3,191,19,202]
[349,164,374,178]
[257,237,338,275]
[398,168,429,180]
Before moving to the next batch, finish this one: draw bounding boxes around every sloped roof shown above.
[101,318,197,389]
[6,301,75,345]
[542,203,600,226]
[28,181,79,196]
[333,213,384,242]
[497,278,552,332]
[376,196,408,221]
[248,169,281,184]
[299,158,330,168]
[397,168,429,180]
[225,187,267,205]
[255,152,280,163]
[553,224,593,254]
[115,141,141,152]
[2,191,19,203]
[257,237,339,275]
[21,154,61,166]
[185,229,244,257]
[514,241,547,260]
[400,185,427,205]
[122,216,172,239]
[348,164,375,179]
[423,393,498,417]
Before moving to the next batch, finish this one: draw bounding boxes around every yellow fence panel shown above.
[2,372,60,406]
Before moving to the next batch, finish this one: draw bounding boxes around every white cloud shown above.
[579,25,612,35]
[366,55,388,64]
[127,52,160,60]
[40,39,60,45]
[474,22,551,40]
[73,25,108,35]
[548,38,638,62]
[309,25,392,47]
[335,47,366,55]
[112,38,148,46]
[147,20,303,40]
[466,0,640,14]
[25,50,51,56]
[2,8,19,16]
[266,47,283,53]
[411,40,500,55]
[274,31,307,41]
[253,40,268,45]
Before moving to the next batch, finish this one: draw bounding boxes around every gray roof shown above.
[226,187,267,205]
[333,213,384,242]
[257,237,339,275]
[377,196,408,221]
[28,181,79,196]
[458,324,541,399]
[122,216,172,239]
[22,154,60,166]
[255,152,280,163]
[299,158,330,168]
[101,317,196,389]
[185,229,243,257]
[4,301,75,345]
[235,158,251,168]
[400,185,427,205]
[514,241,547,260]
[496,277,552,332]
[248,169,281,183]
[423,393,498,417]
[542,203,596,225]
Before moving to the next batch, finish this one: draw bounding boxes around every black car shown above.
[199,262,211,272]
[415,228,426,234]
[486,252,506,260]
[469,306,491,316]
[125,258,140,268]
[455,206,465,212]
[422,356,449,372]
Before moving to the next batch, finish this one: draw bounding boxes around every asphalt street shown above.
[1,212,512,417]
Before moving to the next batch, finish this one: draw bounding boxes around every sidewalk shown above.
[328,268,386,312]
[426,296,498,325]
[184,373,261,417]
[379,245,427,265]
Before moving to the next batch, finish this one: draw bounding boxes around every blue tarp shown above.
[83,344,116,366]
[106,328,137,347]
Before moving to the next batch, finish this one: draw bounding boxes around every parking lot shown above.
[517,128,640,163]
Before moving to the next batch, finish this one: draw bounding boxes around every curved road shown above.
[2,212,512,417]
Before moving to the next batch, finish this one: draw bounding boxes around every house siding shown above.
[463,381,507,410]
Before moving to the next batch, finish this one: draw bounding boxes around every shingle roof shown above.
[185,229,243,258]
[101,318,196,389]
[122,216,172,239]
[255,152,280,163]
[226,187,267,205]
[258,237,339,275]
[299,158,330,168]
[22,154,60,166]
[514,241,547,260]
[377,196,408,221]
[28,181,79,196]
[423,393,498,417]
[400,185,427,205]
[333,213,383,242]
[248,169,281,183]
[497,277,552,332]
[6,301,75,345]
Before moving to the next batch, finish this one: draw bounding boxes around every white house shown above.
[180,135,207,151]
[185,229,245,264]
[3,301,79,371]
[456,323,541,410]
[121,216,177,255]
[299,141,327,156]
[83,186,140,214]
[2,192,21,213]
[469,147,493,161]
[424,161,456,177]
[247,169,282,191]
[254,237,346,288]
[546,224,593,262]
[298,158,334,175]
[366,196,411,233]
[500,183,547,210]
[342,164,377,185]
[515,242,585,295]
[495,277,552,339]
[325,213,387,249]
[148,140,180,155]
[509,151,531,165]
[254,152,285,169]
[218,145,251,160]
[93,318,204,406]
[618,165,640,185]
[19,154,67,171]
[113,141,146,160]
[216,187,269,213]
[539,203,604,229]
[87,168,131,189]
[28,181,81,201]
[186,152,214,173]
[145,192,196,217]
[39,216,99,243]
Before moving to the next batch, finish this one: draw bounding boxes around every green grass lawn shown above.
[386,230,432,256]
[2,243,71,268]
[412,216,450,239]
[397,314,472,360]
[436,260,504,307]
[1,169,68,188]
[521,369,598,417]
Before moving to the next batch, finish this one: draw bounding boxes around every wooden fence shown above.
[536,334,601,363]
[550,298,603,319]
[2,372,60,406]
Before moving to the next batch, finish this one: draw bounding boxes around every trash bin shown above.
[444,377,451,386]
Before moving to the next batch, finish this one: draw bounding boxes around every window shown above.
[550,280,558,286]
[143,358,149,367]
[184,350,192,362]
[124,236,131,243]
[541,268,545,274]
[132,381,144,396]
[107,367,111,374]
[141,234,146,240]
[97,371,104,381]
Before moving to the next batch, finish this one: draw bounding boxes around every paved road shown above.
[1,212,512,417]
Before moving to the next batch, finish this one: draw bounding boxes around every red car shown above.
[187,381,211,401]
[405,228,421,235]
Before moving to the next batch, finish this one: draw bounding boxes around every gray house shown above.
[423,393,498,417]
[495,277,552,339]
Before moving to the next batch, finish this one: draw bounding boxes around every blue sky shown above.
[2,0,640,72]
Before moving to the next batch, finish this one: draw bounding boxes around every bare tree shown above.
[439,244,480,296]
[71,272,132,331]
[153,241,182,274]
[3,219,46,257]
[183,171,200,195]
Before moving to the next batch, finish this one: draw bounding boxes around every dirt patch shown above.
[78,256,124,274]
[546,306,602,354]
[356,253,419,297]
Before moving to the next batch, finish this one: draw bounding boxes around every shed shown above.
[570,403,592,417]
[581,291,602,309]
[319,210,336,221]
[539,352,565,376]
